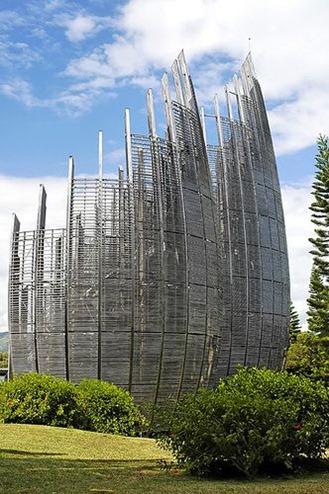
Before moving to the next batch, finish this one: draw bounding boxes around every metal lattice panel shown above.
[9,226,67,377]
[8,51,290,403]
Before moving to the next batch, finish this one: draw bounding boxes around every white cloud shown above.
[0,77,116,116]
[281,181,313,328]
[0,79,42,107]
[55,92,93,114]
[45,0,64,11]
[63,15,97,42]
[57,13,113,42]
[70,77,116,91]
[63,0,329,154]
[191,58,239,107]
[1,0,328,155]
[0,40,40,68]
[0,10,24,30]
[64,48,114,78]
[106,148,126,168]
[268,88,329,155]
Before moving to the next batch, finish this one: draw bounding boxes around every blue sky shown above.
[0,0,329,331]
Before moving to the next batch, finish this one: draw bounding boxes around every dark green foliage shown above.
[308,135,329,336]
[307,264,329,335]
[0,374,144,436]
[158,368,329,478]
[77,379,144,436]
[0,373,80,427]
[285,332,329,381]
[0,351,8,367]
[289,301,301,342]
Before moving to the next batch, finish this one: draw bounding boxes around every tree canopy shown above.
[0,352,8,368]
[307,135,329,336]
[289,301,301,342]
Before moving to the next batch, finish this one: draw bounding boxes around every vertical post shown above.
[137,149,145,370]
[118,166,125,331]
[226,87,250,371]
[65,155,74,380]
[234,75,246,124]
[171,59,185,106]
[200,106,207,148]
[147,89,157,137]
[97,130,103,379]
[8,213,21,379]
[240,53,256,94]
[177,50,193,108]
[125,109,136,393]
[118,166,125,261]
[213,94,234,376]
[36,185,47,231]
[225,85,234,122]
[161,73,177,143]
[125,109,133,182]
[214,94,224,148]
[148,88,167,406]
[136,151,144,287]
[33,184,47,373]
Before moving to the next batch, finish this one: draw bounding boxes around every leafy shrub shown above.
[285,332,329,381]
[158,368,329,478]
[0,351,8,368]
[77,379,143,436]
[0,372,80,427]
[0,374,145,436]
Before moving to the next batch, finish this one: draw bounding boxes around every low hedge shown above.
[77,379,143,435]
[0,373,143,436]
[158,367,329,478]
[0,373,80,428]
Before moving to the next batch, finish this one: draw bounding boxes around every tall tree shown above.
[307,264,329,335]
[289,301,301,342]
[307,135,329,336]
[285,332,329,380]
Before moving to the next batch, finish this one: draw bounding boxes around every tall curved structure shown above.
[8,52,290,403]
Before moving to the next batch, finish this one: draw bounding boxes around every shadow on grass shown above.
[0,449,64,456]
[0,454,169,494]
[0,455,160,469]
[0,451,328,494]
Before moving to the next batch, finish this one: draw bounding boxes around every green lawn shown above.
[0,424,328,494]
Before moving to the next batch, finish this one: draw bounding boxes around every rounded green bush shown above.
[159,368,329,478]
[0,372,80,428]
[77,379,143,436]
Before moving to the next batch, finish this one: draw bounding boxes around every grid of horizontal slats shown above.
[8,52,290,402]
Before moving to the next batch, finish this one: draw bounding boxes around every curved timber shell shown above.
[8,52,290,403]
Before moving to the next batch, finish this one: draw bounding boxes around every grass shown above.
[0,424,328,494]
